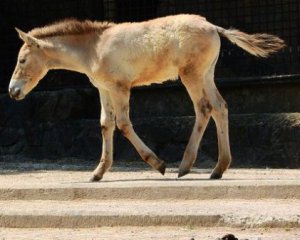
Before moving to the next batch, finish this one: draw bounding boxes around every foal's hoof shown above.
[89,175,102,182]
[210,171,223,180]
[178,169,190,178]
[157,162,166,175]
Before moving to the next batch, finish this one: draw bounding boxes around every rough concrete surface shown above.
[0,199,299,228]
[0,167,299,239]
[0,168,299,200]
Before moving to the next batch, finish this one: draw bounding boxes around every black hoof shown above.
[178,169,190,178]
[158,162,166,175]
[89,175,102,182]
[210,172,222,180]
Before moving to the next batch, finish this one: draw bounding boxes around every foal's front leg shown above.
[90,89,116,182]
[110,87,166,175]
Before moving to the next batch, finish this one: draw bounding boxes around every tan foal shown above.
[9,14,285,181]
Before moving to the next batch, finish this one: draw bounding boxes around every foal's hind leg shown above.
[109,86,166,175]
[178,73,212,178]
[204,69,232,179]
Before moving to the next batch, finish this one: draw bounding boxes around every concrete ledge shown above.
[0,168,299,200]
[1,184,300,201]
[0,199,299,228]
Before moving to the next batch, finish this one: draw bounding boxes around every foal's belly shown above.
[131,62,179,87]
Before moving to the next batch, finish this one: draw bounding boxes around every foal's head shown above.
[9,29,51,100]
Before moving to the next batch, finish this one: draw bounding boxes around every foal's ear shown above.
[15,27,47,49]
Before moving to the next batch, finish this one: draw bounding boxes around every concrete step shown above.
[0,168,299,201]
[0,168,300,228]
[0,168,299,229]
[0,199,299,228]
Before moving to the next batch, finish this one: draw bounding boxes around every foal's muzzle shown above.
[9,79,25,100]
[9,87,22,100]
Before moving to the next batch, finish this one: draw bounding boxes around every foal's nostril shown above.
[9,87,21,99]
[15,88,21,98]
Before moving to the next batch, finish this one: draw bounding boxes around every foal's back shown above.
[96,14,219,87]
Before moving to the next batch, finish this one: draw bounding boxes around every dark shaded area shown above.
[1,0,299,91]
[0,0,299,168]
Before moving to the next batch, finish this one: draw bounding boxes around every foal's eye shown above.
[19,59,26,64]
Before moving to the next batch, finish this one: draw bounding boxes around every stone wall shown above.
[1,79,300,168]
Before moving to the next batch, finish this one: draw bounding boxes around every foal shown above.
[9,14,285,181]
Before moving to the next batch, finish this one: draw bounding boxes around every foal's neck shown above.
[45,34,97,75]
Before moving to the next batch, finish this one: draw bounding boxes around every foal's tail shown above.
[216,27,285,58]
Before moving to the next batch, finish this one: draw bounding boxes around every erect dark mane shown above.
[29,19,115,38]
